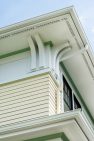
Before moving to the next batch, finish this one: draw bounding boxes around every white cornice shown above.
[0,6,73,34]
[0,6,93,66]
[0,17,63,40]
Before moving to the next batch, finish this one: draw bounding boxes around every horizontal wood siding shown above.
[0,73,58,127]
[49,76,57,115]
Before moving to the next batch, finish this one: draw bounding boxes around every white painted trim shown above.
[52,42,70,71]
[0,110,94,141]
[61,44,88,61]
[45,44,52,68]
[55,46,71,76]
[0,6,93,72]
[0,7,73,37]
[34,33,46,68]
[27,35,37,71]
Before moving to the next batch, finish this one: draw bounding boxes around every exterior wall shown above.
[0,51,31,83]
[0,73,57,127]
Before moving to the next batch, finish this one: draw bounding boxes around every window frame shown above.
[62,74,81,112]
[63,76,73,111]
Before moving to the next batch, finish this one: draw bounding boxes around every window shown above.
[74,95,81,109]
[63,76,73,111]
[63,75,81,112]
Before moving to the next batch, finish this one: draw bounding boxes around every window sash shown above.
[63,75,81,111]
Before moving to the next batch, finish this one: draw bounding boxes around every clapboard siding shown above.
[0,104,48,120]
[0,97,49,114]
[0,93,49,110]
[0,112,48,127]
[0,87,49,105]
[0,78,49,94]
[0,75,49,91]
[0,73,58,127]
[49,75,57,115]
[0,86,49,102]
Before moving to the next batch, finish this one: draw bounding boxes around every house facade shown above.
[0,6,94,141]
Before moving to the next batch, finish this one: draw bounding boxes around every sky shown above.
[0,0,94,53]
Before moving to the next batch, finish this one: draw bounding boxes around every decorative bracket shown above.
[34,33,46,69]
[27,35,37,71]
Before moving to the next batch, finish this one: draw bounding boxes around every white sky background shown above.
[0,0,94,53]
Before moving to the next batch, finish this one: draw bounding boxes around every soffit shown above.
[63,54,94,118]
[0,10,83,55]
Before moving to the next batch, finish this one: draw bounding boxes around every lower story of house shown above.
[0,70,94,141]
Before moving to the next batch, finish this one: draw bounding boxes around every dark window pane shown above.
[74,95,81,109]
[63,76,73,111]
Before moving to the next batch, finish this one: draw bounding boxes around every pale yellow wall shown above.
[0,73,58,127]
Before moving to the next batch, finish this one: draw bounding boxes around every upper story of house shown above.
[0,6,94,141]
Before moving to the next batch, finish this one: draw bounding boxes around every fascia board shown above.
[0,6,74,35]
[0,110,81,135]
[0,6,93,63]
[76,111,94,141]
[69,7,94,64]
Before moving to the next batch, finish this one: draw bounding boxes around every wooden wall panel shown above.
[0,73,58,127]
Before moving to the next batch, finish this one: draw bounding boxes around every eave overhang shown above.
[0,6,93,70]
[0,6,93,67]
[0,110,94,141]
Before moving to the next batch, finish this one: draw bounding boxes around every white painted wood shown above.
[27,36,37,71]
[0,52,31,83]
[55,46,71,76]
[51,42,70,73]
[45,44,52,68]
[34,33,46,68]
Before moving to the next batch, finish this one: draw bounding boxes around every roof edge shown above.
[0,6,74,34]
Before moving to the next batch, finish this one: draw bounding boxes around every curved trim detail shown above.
[52,42,71,76]
[27,36,37,71]
[34,33,46,68]
[52,41,70,70]
[55,46,71,75]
